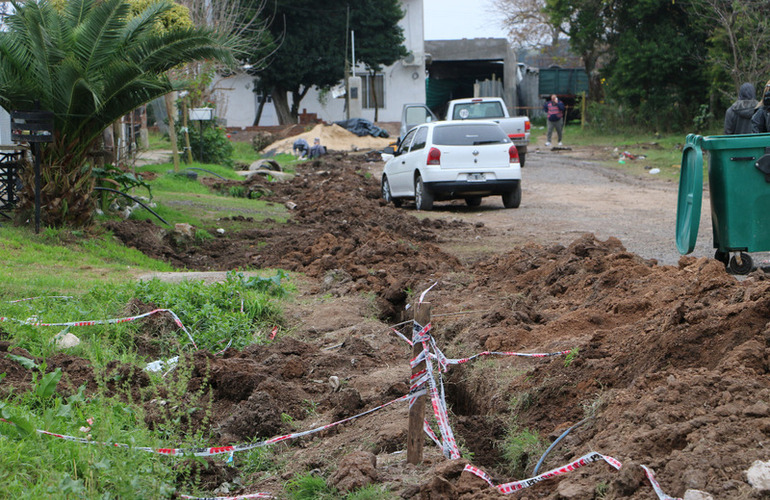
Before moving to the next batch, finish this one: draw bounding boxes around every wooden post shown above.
[407,301,430,465]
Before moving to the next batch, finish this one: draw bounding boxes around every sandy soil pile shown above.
[13,153,770,498]
[261,123,393,155]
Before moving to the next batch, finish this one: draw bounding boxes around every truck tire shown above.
[519,152,526,168]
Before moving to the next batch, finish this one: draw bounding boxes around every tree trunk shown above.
[164,92,180,171]
[290,86,311,123]
[371,72,379,122]
[271,87,294,125]
[254,96,267,126]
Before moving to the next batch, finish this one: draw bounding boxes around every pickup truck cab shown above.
[381,120,522,210]
[445,97,530,167]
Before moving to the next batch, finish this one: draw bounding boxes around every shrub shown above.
[178,122,234,167]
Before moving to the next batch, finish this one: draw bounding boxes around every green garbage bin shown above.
[676,132,770,274]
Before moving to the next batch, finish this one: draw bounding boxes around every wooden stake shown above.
[407,301,430,465]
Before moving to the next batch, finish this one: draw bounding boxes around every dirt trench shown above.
[57,151,770,498]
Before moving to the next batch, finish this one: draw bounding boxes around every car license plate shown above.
[467,173,486,182]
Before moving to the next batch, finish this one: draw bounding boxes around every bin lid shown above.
[700,132,770,151]
[676,136,703,254]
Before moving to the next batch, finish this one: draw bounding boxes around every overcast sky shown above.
[423,0,508,40]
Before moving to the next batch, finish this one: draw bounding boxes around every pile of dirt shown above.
[260,123,393,156]
[109,153,471,318]
[15,152,770,498]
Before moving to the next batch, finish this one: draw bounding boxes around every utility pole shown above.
[344,4,350,120]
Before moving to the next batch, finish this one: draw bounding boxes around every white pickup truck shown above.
[445,97,530,167]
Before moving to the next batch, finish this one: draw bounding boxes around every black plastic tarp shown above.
[334,118,390,138]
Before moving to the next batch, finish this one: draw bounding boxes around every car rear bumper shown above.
[425,179,520,196]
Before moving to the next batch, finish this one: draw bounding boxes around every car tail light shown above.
[427,147,441,165]
[509,145,519,162]
[524,119,531,132]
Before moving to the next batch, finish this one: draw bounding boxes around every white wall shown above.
[0,107,10,144]
[214,0,426,127]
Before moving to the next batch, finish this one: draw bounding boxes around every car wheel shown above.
[464,196,482,207]
[502,182,521,209]
[415,175,434,211]
[519,152,526,168]
[381,175,402,207]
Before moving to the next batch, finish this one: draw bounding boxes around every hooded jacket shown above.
[725,83,757,134]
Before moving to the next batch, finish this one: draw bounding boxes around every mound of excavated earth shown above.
[25,152,770,498]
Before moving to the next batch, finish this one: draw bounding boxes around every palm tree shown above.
[0,0,236,226]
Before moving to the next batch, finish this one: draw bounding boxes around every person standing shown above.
[752,80,770,133]
[724,83,757,134]
[544,94,566,146]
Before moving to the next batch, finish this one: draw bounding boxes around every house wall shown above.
[213,0,426,127]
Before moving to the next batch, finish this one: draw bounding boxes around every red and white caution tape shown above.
[464,452,622,494]
[1,392,416,457]
[0,308,197,349]
[181,493,273,499]
[641,465,682,500]
[410,320,460,459]
[440,349,573,367]
[6,296,73,303]
[391,327,413,346]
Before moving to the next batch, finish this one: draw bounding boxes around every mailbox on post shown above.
[188,107,214,162]
[11,108,53,234]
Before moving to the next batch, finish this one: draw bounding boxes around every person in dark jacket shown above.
[751,81,770,133]
[725,83,757,134]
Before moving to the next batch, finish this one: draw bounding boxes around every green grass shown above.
[146,130,172,150]
[284,473,395,500]
[231,140,260,166]
[130,162,289,228]
[500,422,546,478]
[0,226,173,298]
[1,172,295,498]
[530,122,726,181]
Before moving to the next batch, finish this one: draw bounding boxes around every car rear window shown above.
[451,102,505,120]
[432,124,510,146]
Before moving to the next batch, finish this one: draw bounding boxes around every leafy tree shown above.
[545,0,614,103]
[601,0,709,130]
[0,0,236,226]
[351,0,407,121]
[257,0,407,124]
[687,0,770,108]
[492,0,560,50]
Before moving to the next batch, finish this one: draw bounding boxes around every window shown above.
[256,93,272,104]
[451,101,505,120]
[411,127,428,152]
[432,124,510,146]
[398,128,417,155]
[362,74,384,109]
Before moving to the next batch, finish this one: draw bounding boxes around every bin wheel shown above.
[728,252,753,275]
[714,250,729,266]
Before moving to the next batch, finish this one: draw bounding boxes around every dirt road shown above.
[376,146,715,267]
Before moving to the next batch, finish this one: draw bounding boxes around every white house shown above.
[212,0,426,127]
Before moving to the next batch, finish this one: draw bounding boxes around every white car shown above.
[381,120,522,210]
